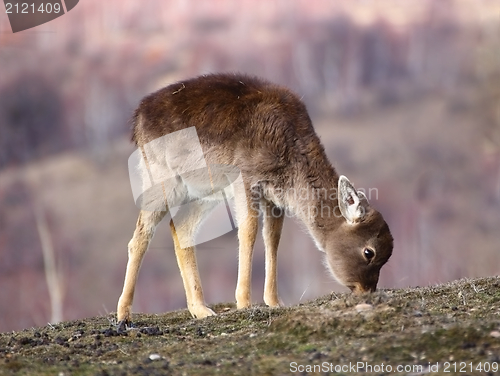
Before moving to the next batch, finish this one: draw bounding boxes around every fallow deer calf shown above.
[117,73,393,324]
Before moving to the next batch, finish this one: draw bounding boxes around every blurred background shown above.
[0,0,499,332]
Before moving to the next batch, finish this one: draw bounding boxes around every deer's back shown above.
[132,74,327,180]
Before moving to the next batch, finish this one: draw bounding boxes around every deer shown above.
[117,73,393,325]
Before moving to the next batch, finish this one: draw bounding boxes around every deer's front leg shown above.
[235,204,259,309]
[262,202,284,307]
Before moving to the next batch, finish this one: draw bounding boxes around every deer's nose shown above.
[349,283,376,294]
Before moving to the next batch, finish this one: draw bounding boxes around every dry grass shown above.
[0,276,499,375]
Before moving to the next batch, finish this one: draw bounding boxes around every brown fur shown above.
[117,73,393,323]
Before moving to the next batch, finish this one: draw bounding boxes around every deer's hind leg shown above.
[117,209,166,324]
[170,199,218,318]
[262,201,284,307]
[235,186,260,309]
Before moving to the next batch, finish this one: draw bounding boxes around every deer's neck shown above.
[276,140,342,244]
[291,164,338,212]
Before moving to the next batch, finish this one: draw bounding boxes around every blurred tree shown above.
[476,22,500,203]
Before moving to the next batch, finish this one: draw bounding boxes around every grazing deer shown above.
[117,73,393,324]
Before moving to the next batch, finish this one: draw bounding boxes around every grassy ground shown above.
[1,277,499,375]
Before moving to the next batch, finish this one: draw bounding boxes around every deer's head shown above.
[321,176,393,294]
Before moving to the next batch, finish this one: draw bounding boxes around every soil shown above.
[1,277,499,375]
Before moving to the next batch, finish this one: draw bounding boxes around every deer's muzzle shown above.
[348,283,377,294]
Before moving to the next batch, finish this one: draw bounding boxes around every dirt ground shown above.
[1,277,499,375]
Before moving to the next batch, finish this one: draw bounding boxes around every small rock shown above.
[490,330,500,338]
[18,337,33,346]
[309,351,323,361]
[461,342,476,349]
[149,354,161,361]
[54,336,67,346]
[249,333,257,338]
[355,303,373,312]
[102,329,117,337]
[140,326,162,336]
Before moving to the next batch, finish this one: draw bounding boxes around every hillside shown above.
[1,277,499,375]
[1,0,500,333]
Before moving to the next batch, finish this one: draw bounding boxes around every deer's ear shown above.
[338,175,369,224]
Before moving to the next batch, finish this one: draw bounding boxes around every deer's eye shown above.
[363,248,375,261]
